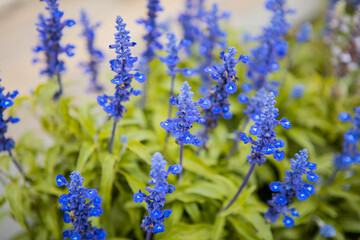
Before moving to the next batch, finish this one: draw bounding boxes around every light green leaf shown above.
[212,216,226,240]
[242,212,273,240]
[127,140,151,164]
[99,153,118,208]
[5,183,27,229]
[155,223,212,240]
[76,142,96,172]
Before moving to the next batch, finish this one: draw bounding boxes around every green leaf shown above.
[127,140,151,164]
[76,142,96,172]
[212,216,226,240]
[120,170,146,195]
[241,212,273,240]
[99,153,118,208]
[228,216,258,240]
[184,202,201,223]
[5,183,27,229]
[183,150,217,180]
[155,223,212,240]
[45,146,60,181]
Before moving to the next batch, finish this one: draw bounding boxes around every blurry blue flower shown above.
[97,16,146,120]
[133,152,181,234]
[0,79,19,154]
[198,47,250,144]
[161,81,210,146]
[290,83,305,99]
[57,171,106,240]
[296,22,312,43]
[33,0,75,96]
[265,149,318,227]
[138,0,163,71]
[334,107,360,170]
[240,92,290,165]
[159,33,192,77]
[320,224,336,238]
[240,88,267,122]
[80,10,104,92]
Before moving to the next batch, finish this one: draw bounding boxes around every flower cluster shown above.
[0,79,19,154]
[240,92,291,165]
[161,81,210,146]
[133,152,182,234]
[201,47,249,128]
[33,0,75,79]
[244,0,292,92]
[265,149,318,227]
[56,172,106,240]
[97,16,146,120]
[159,33,192,78]
[296,22,312,43]
[238,88,267,122]
[138,0,163,70]
[198,3,228,94]
[334,107,360,169]
[80,10,104,92]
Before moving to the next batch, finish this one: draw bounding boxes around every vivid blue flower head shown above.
[198,3,229,95]
[159,33,192,77]
[97,16,146,120]
[239,92,290,165]
[244,0,292,91]
[56,171,106,240]
[0,79,19,154]
[238,88,267,122]
[320,224,336,238]
[199,48,250,143]
[133,152,182,234]
[80,10,104,92]
[265,149,318,227]
[33,0,75,79]
[296,22,312,43]
[138,0,163,70]
[334,107,360,169]
[161,81,210,146]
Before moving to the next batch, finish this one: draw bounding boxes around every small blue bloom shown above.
[80,10,104,92]
[265,149,318,227]
[296,22,312,43]
[0,79,19,154]
[290,83,305,99]
[320,224,336,238]
[161,81,209,146]
[98,16,146,120]
[240,92,290,165]
[240,88,267,122]
[134,152,181,234]
[33,0,75,97]
[57,171,106,239]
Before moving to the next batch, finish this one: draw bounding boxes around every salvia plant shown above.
[33,0,76,99]
[2,0,360,239]
[80,10,104,92]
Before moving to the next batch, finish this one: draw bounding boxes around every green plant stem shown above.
[178,143,184,184]
[146,231,152,240]
[163,75,176,153]
[9,151,25,177]
[223,163,256,211]
[108,119,118,154]
[53,73,63,100]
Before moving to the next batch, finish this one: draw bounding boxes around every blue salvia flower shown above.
[97,16,146,120]
[178,0,204,50]
[296,22,312,43]
[265,149,319,227]
[243,0,292,92]
[290,83,305,99]
[240,92,291,165]
[0,79,19,154]
[133,152,182,234]
[56,171,106,240]
[159,33,192,78]
[320,224,336,238]
[138,0,163,71]
[198,3,229,95]
[198,47,250,144]
[80,10,104,92]
[33,0,75,98]
[334,107,360,170]
[161,81,211,146]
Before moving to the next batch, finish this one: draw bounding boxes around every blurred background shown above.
[0,0,326,239]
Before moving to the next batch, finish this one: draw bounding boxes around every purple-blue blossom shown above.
[199,47,250,144]
[296,22,312,43]
[97,16,146,120]
[238,88,267,122]
[239,92,290,165]
[80,10,104,92]
[0,79,19,154]
[290,83,305,99]
[265,149,318,227]
[334,107,360,170]
[161,81,210,146]
[56,171,106,240]
[133,152,182,234]
[320,224,336,238]
[33,0,75,98]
